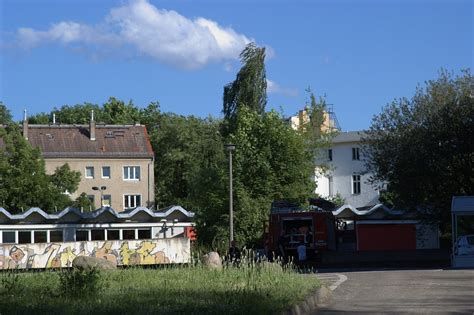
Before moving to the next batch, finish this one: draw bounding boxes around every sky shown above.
[0,0,472,131]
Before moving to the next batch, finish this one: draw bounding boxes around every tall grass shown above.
[0,254,320,315]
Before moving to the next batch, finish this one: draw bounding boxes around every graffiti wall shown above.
[0,238,190,269]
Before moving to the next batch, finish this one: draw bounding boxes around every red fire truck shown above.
[264,201,336,260]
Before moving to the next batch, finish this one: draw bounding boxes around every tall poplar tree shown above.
[223,43,267,135]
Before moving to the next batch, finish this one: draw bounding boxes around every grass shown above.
[0,260,320,315]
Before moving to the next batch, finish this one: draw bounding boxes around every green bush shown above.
[58,267,102,297]
[0,268,24,297]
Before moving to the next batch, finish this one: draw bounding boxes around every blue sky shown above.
[1,0,472,131]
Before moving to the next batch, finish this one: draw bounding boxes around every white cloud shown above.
[267,79,298,97]
[15,0,265,69]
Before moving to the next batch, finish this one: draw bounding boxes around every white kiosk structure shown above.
[451,196,474,268]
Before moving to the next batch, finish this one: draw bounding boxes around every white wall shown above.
[315,132,380,207]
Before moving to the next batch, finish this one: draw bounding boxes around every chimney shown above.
[22,109,28,140]
[52,113,56,125]
[89,110,96,141]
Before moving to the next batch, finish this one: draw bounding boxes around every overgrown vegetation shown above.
[0,262,320,315]
[362,69,473,232]
[58,267,102,297]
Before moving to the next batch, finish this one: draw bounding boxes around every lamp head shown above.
[225,144,236,151]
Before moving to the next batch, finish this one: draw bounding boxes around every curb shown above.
[281,285,332,315]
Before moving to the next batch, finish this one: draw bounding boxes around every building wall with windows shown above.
[45,158,154,210]
[315,131,380,207]
[21,116,155,211]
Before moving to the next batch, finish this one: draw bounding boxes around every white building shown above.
[315,131,381,207]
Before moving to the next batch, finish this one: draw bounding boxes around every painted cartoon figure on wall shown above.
[0,239,185,269]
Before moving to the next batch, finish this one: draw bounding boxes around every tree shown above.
[102,97,142,124]
[0,102,12,124]
[223,43,267,135]
[226,107,319,246]
[362,69,473,232]
[72,193,94,212]
[0,125,79,213]
[50,164,81,194]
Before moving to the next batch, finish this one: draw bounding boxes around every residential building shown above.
[315,131,380,207]
[288,105,340,133]
[21,112,155,211]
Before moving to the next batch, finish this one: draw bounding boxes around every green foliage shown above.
[73,192,95,211]
[0,102,12,124]
[152,114,226,208]
[0,268,24,297]
[363,69,473,231]
[28,97,143,125]
[223,42,267,135]
[28,112,51,124]
[50,163,81,194]
[0,125,77,213]
[218,106,321,246]
[326,193,345,208]
[59,267,102,297]
[0,265,319,314]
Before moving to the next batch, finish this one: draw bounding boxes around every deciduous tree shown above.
[363,69,473,231]
[0,125,80,213]
[223,43,267,135]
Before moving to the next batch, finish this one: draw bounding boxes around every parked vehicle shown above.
[454,235,474,256]
[263,201,336,261]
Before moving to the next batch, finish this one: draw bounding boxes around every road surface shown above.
[314,269,474,314]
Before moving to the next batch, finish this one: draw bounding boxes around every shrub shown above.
[0,268,24,297]
[58,267,102,297]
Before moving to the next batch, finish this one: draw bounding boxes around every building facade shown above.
[315,131,380,208]
[22,113,155,211]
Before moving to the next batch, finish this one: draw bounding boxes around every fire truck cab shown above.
[264,201,336,260]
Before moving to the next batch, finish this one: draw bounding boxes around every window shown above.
[2,231,15,243]
[352,148,360,160]
[85,166,94,179]
[124,194,141,209]
[18,231,31,244]
[123,166,140,180]
[137,229,151,240]
[352,174,361,194]
[91,230,105,241]
[76,230,89,241]
[123,229,135,240]
[102,166,111,179]
[328,176,334,196]
[50,230,63,242]
[34,231,47,243]
[103,195,111,207]
[328,149,333,161]
[107,230,120,240]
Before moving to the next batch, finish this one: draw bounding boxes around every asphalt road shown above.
[314,269,474,314]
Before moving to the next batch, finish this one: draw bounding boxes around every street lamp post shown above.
[92,186,107,208]
[225,144,236,244]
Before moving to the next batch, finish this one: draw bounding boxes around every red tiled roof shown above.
[26,124,154,158]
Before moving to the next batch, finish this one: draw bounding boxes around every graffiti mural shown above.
[0,238,189,269]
